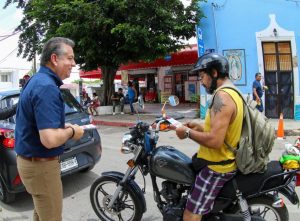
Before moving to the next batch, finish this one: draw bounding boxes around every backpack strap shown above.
[224,140,237,153]
[212,83,246,105]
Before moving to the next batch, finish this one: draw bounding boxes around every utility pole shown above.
[33,53,37,74]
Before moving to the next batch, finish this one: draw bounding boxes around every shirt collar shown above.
[38,66,64,87]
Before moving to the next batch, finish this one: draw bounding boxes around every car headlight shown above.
[121,133,133,154]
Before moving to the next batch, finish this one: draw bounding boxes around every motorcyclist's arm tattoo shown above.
[212,94,226,115]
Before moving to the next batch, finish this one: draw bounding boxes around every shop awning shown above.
[79,68,121,79]
[119,44,198,71]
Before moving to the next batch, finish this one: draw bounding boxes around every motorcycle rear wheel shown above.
[90,176,143,221]
[234,196,289,221]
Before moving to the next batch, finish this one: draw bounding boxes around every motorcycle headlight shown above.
[121,133,133,154]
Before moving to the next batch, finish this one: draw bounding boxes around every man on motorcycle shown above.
[175,52,244,221]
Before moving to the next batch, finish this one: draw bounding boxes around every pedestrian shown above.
[89,92,100,116]
[175,53,243,221]
[82,93,91,110]
[82,88,86,97]
[14,37,84,221]
[19,74,31,88]
[127,81,137,115]
[252,72,264,112]
[111,88,125,115]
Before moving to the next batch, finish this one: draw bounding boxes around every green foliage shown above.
[5,0,205,104]
[26,69,35,77]
[190,93,200,103]
[190,93,200,118]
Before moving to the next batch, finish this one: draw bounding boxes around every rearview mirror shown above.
[168,95,179,107]
[161,95,180,117]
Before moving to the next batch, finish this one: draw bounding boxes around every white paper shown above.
[166,118,182,128]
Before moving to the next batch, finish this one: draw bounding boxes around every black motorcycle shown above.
[90,96,300,221]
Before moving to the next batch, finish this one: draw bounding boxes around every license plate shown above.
[60,157,78,173]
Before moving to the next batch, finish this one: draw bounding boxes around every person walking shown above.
[175,53,243,221]
[252,72,264,112]
[127,81,137,115]
[111,88,125,115]
[89,92,100,116]
[14,37,84,221]
[82,93,91,110]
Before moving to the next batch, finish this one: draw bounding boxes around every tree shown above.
[4,0,205,105]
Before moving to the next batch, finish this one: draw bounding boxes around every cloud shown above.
[0,5,31,73]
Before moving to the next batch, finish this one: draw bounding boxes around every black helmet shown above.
[191,52,229,77]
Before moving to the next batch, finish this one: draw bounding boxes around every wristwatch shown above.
[185,128,191,139]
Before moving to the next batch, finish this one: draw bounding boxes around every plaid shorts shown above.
[186,166,236,215]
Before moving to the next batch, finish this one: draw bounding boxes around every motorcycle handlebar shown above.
[155,119,168,132]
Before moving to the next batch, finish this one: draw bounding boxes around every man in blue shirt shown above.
[15,37,84,221]
[252,72,264,112]
[127,81,137,114]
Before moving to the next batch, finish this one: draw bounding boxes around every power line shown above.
[0,30,20,42]
[0,27,19,36]
[0,0,102,43]
[4,0,103,23]
[0,67,31,71]
[0,47,18,65]
[286,0,300,5]
[0,0,109,68]
[0,30,19,38]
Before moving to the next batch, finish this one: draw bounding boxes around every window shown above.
[163,76,173,93]
[0,74,9,82]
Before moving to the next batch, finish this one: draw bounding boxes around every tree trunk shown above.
[102,66,117,106]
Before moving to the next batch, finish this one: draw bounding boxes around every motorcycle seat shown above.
[219,161,284,199]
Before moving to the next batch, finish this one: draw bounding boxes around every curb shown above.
[284,129,300,136]
[92,120,135,127]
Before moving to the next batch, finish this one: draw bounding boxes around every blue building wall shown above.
[198,0,300,119]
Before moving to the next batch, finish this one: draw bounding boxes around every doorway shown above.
[262,42,294,118]
[174,73,188,102]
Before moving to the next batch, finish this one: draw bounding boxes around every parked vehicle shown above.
[0,89,102,203]
[90,96,299,221]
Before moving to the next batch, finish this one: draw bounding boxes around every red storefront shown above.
[79,69,121,80]
[80,44,199,102]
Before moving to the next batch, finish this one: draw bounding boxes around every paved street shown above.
[1,125,300,221]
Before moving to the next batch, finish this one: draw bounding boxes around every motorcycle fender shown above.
[102,171,147,213]
[279,186,299,205]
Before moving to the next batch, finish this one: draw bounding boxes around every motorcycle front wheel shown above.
[234,196,289,221]
[90,176,143,221]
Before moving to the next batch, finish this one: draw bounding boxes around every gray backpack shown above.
[211,85,276,174]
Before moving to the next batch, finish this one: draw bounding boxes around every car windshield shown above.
[0,95,19,109]
[61,89,83,115]
[0,89,83,123]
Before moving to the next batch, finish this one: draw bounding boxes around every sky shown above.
[0,2,32,76]
[0,0,196,82]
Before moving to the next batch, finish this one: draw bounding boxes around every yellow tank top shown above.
[197,88,243,173]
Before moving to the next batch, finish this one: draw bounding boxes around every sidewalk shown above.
[91,103,300,136]
[92,103,198,127]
